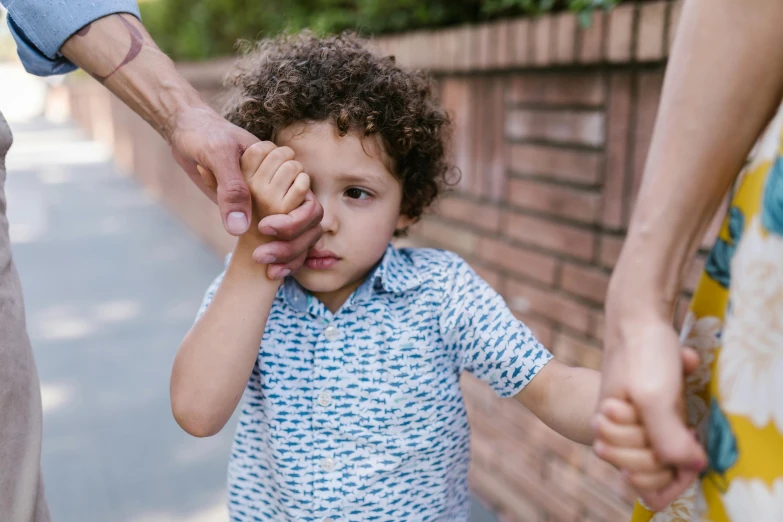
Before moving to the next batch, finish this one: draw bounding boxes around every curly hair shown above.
[222,31,456,232]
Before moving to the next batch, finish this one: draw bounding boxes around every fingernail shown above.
[256,254,276,264]
[260,226,277,236]
[274,269,291,280]
[593,442,604,456]
[227,212,248,235]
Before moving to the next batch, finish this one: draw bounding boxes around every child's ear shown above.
[396,214,414,231]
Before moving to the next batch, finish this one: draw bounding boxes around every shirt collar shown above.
[281,244,424,313]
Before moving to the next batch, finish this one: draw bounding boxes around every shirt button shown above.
[317,391,332,407]
[324,325,339,341]
[324,519,335,522]
[320,457,335,472]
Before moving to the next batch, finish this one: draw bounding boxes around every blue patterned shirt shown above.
[197,246,552,522]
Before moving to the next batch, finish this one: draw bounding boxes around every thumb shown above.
[204,142,257,237]
[639,395,706,472]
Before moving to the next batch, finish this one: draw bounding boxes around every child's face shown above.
[277,121,411,311]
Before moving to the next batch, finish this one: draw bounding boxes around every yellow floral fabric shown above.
[630,107,783,522]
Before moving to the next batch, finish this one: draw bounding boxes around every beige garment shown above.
[0,112,50,522]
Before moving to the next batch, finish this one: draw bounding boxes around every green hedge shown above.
[140,0,621,61]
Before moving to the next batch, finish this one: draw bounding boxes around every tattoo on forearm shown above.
[76,15,143,84]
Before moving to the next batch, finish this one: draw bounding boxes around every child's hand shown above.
[240,142,311,220]
[593,347,701,511]
[593,398,676,492]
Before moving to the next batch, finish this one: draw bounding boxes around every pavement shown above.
[2,70,498,522]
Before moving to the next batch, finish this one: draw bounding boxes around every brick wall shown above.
[57,1,726,520]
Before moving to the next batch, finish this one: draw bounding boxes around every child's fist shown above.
[240,142,310,218]
[593,399,676,492]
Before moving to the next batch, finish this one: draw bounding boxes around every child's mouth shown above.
[305,249,340,270]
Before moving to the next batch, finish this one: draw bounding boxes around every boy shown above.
[171,33,672,522]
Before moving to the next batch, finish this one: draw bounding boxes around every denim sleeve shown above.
[2,0,141,76]
[439,252,553,398]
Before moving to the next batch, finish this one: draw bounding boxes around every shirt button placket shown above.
[314,322,342,519]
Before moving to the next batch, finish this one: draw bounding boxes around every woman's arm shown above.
[601,0,783,504]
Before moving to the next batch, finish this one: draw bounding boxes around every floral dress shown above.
[630,107,783,521]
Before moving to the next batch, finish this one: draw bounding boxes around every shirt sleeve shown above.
[2,0,141,76]
[439,253,553,398]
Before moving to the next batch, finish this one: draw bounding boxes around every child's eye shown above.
[345,188,371,200]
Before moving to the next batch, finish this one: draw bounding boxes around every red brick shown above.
[471,262,504,293]
[549,73,606,106]
[607,3,635,63]
[578,11,605,63]
[469,463,543,522]
[630,70,664,212]
[583,450,635,503]
[532,16,552,66]
[440,78,473,192]
[553,331,603,370]
[467,78,488,197]
[506,109,604,147]
[554,12,577,64]
[590,311,605,343]
[561,263,610,305]
[509,18,531,66]
[599,234,624,269]
[505,75,540,105]
[470,428,501,470]
[436,28,457,71]
[461,373,498,413]
[636,1,667,61]
[508,178,600,223]
[503,212,595,261]
[487,77,508,201]
[514,313,554,347]
[602,72,632,230]
[478,237,559,285]
[477,23,492,70]
[502,451,581,522]
[506,73,604,107]
[437,196,501,233]
[417,218,478,254]
[458,25,476,71]
[506,279,592,335]
[548,457,633,521]
[509,144,602,185]
[668,0,684,53]
[495,20,512,68]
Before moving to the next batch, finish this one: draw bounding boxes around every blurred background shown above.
[0,1,722,521]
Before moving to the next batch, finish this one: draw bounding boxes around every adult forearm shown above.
[171,236,279,437]
[60,13,204,140]
[608,0,783,319]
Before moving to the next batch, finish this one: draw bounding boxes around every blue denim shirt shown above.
[1,0,140,76]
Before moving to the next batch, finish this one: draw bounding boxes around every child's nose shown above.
[319,200,338,233]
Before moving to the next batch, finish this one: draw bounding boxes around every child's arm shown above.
[513,360,599,445]
[170,142,310,437]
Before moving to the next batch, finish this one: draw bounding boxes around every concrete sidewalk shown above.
[5,115,497,522]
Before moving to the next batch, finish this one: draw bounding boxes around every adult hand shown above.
[599,312,707,511]
[167,104,259,235]
[170,110,323,277]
